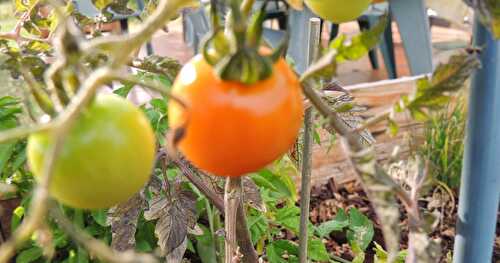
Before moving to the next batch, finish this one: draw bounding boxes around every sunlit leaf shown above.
[332,14,388,63]
[346,208,375,251]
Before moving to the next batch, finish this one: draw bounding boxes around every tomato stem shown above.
[224,176,242,263]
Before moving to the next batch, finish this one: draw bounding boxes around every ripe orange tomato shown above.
[305,0,371,23]
[168,55,304,177]
[27,94,156,209]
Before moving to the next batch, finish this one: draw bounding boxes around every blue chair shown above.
[182,0,288,53]
[329,3,397,79]
[287,0,433,75]
[72,0,153,55]
[182,0,433,77]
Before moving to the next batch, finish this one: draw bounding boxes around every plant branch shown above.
[174,158,258,263]
[299,107,313,263]
[111,74,187,109]
[83,0,188,66]
[353,110,391,133]
[0,123,53,144]
[224,177,242,263]
[175,158,224,212]
[300,79,414,211]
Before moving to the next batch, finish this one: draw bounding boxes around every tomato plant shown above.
[168,54,304,177]
[304,0,371,23]
[27,94,156,209]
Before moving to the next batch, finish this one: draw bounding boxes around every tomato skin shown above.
[168,55,304,177]
[27,94,156,209]
[305,0,371,23]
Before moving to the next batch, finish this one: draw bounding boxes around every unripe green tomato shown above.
[27,94,156,209]
[305,0,371,23]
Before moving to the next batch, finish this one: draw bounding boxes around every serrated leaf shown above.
[144,189,197,256]
[195,225,217,263]
[346,208,374,251]
[242,177,264,211]
[107,193,146,251]
[308,238,329,261]
[16,247,43,263]
[373,242,407,263]
[131,55,182,81]
[267,240,299,263]
[315,208,349,238]
[275,206,313,235]
[406,52,479,114]
[332,14,388,63]
[166,237,188,263]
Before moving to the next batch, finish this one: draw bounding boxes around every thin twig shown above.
[353,110,391,133]
[300,79,414,210]
[83,0,188,66]
[111,74,188,109]
[0,123,53,144]
[174,158,258,263]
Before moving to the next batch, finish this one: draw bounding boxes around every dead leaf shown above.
[242,177,265,212]
[166,237,188,263]
[144,189,197,256]
[108,193,147,251]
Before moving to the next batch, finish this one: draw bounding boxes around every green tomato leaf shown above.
[373,242,407,263]
[274,206,314,235]
[307,238,329,261]
[11,206,24,232]
[315,208,349,238]
[346,208,374,251]
[267,241,299,263]
[332,14,388,63]
[195,225,217,263]
[15,247,43,263]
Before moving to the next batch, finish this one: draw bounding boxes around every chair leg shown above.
[390,0,433,75]
[119,19,128,32]
[145,42,154,56]
[358,18,380,70]
[365,15,397,78]
[329,23,339,41]
[278,15,287,30]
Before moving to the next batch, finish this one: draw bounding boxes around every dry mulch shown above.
[308,178,500,262]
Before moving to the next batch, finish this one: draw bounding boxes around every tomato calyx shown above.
[201,0,288,85]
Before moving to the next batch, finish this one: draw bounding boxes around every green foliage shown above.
[302,14,388,80]
[389,51,479,134]
[373,242,407,263]
[420,99,466,189]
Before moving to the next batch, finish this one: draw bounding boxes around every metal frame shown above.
[453,20,500,263]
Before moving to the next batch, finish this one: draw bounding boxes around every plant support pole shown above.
[299,17,321,263]
[453,19,500,263]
